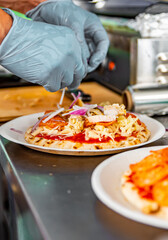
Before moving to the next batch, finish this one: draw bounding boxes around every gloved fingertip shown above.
[43,82,61,92]
[67,85,76,91]
[88,65,97,73]
[87,58,100,73]
[67,81,80,90]
[43,86,55,92]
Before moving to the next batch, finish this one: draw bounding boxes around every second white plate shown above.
[91,145,168,229]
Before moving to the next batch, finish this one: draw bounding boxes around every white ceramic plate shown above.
[0,112,165,156]
[91,145,168,229]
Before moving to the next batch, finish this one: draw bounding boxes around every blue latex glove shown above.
[26,0,110,73]
[0,9,87,92]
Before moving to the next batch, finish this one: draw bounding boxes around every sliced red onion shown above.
[31,113,50,133]
[69,108,88,115]
[64,103,99,117]
[97,105,104,112]
[71,92,76,100]
[10,128,23,134]
[42,108,64,123]
[31,119,44,133]
[69,91,81,109]
[62,107,88,116]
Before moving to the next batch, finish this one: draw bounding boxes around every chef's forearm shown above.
[0,0,46,14]
[0,8,13,44]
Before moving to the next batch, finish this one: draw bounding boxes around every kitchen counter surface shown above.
[0,83,168,240]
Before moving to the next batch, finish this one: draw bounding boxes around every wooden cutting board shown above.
[0,82,122,122]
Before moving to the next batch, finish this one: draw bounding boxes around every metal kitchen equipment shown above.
[82,0,168,93]
[95,22,168,93]
[122,83,168,116]
[130,38,168,86]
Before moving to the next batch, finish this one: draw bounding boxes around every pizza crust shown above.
[121,171,159,213]
[25,126,150,150]
[121,171,168,219]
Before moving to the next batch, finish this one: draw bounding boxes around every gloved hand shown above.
[0,8,87,92]
[26,0,110,73]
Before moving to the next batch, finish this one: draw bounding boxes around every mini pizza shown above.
[121,147,168,219]
[25,93,150,150]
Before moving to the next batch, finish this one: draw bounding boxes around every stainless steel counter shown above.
[0,116,168,240]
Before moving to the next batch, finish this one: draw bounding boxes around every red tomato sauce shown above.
[36,132,130,144]
[36,132,112,144]
[126,173,153,200]
[114,135,127,142]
